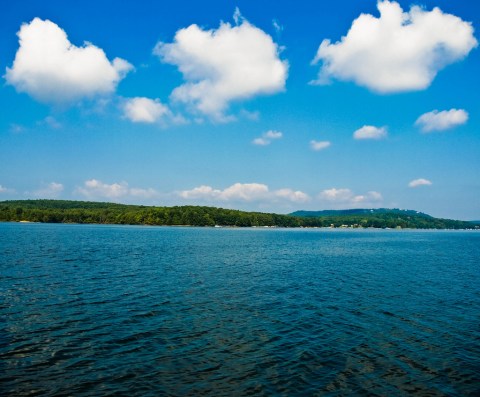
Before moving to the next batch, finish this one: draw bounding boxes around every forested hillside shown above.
[0,200,476,229]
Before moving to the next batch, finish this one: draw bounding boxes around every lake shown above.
[1,223,479,396]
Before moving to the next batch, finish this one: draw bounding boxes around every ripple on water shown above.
[1,224,479,396]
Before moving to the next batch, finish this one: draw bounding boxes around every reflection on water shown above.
[1,224,479,396]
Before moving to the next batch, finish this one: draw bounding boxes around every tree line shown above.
[0,200,476,229]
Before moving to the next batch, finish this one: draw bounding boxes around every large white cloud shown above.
[312,1,478,93]
[353,126,387,140]
[76,179,157,201]
[123,97,170,123]
[154,12,288,120]
[5,18,133,103]
[415,109,468,132]
[179,183,309,203]
[318,188,383,208]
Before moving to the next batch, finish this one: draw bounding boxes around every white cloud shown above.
[123,97,170,123]
[5,18,133,104]
[312,1,478,93]
[252,138,270,146]
[273,19,283,34]
[154,11,288,120]
[179,182,309,203]
[75,179,158,201]
[10,124,25,133]
[409,178,432,188]
[353,125,387,140]
[310,140,331,151]
[318,188,383,208]
[264,130,282,139]
[33,182,64,198]
[41,116,62,129]
[252,130,283,146]
[0,185,15,194]
[415,109,468,132]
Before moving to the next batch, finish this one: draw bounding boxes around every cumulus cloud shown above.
[353,125,387,140]
[318,188,383,208]
[5,18,133,104]
[32,182,64,198]
[252,130,283,146]
[415,109,468,132]
[76,179,157,201]
[409,178,432,188]
[154,10,288,120]
[179,183,309,203]
[123,97,170,123]
[310,140,331,151]
[312,1,478,93]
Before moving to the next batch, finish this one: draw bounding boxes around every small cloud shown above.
[33,182,64,198]
[41,116,62,129]
[311,1,478,92]
[179,182,309,203]
[233,7,244,26]
[353,125,387,140]
[408,178,432,188]
[252,137,270,146]
[272,19,283,34]
[123,97,170,123]
[154,10,288,120]
[318,188,383,208]
[310,140,331,151]
[252,130,283,146]
[10,123,25,133]
[75,179,159,201]
[0,184,16,194]
[240,109,260,121]
[5,18,133,104]
[415,109,468,132]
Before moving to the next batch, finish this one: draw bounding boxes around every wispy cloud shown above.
[310,140,331,151]
[408,178,432,188]
[75,179,158,201]
[318,188,383,208]
[311,1,477,92]
[415,109,468,132]
[32,182,64,198]
[252,130,283,146]
[0,184,16,194]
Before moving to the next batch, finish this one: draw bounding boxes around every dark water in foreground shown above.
[1,223,479,396]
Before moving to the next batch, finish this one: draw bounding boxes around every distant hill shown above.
[290,208,477,229]
[290,208,431,218]
[0,200,477,229]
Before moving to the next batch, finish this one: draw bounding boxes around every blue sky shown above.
[1,0,479,219]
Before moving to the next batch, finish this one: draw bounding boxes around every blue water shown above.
[1,223,479,396]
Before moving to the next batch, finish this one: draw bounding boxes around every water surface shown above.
[1,223,479,396]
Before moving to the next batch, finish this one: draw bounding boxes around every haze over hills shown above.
[0,200,477,230]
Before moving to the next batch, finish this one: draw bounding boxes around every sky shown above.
[0,0,479,220]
